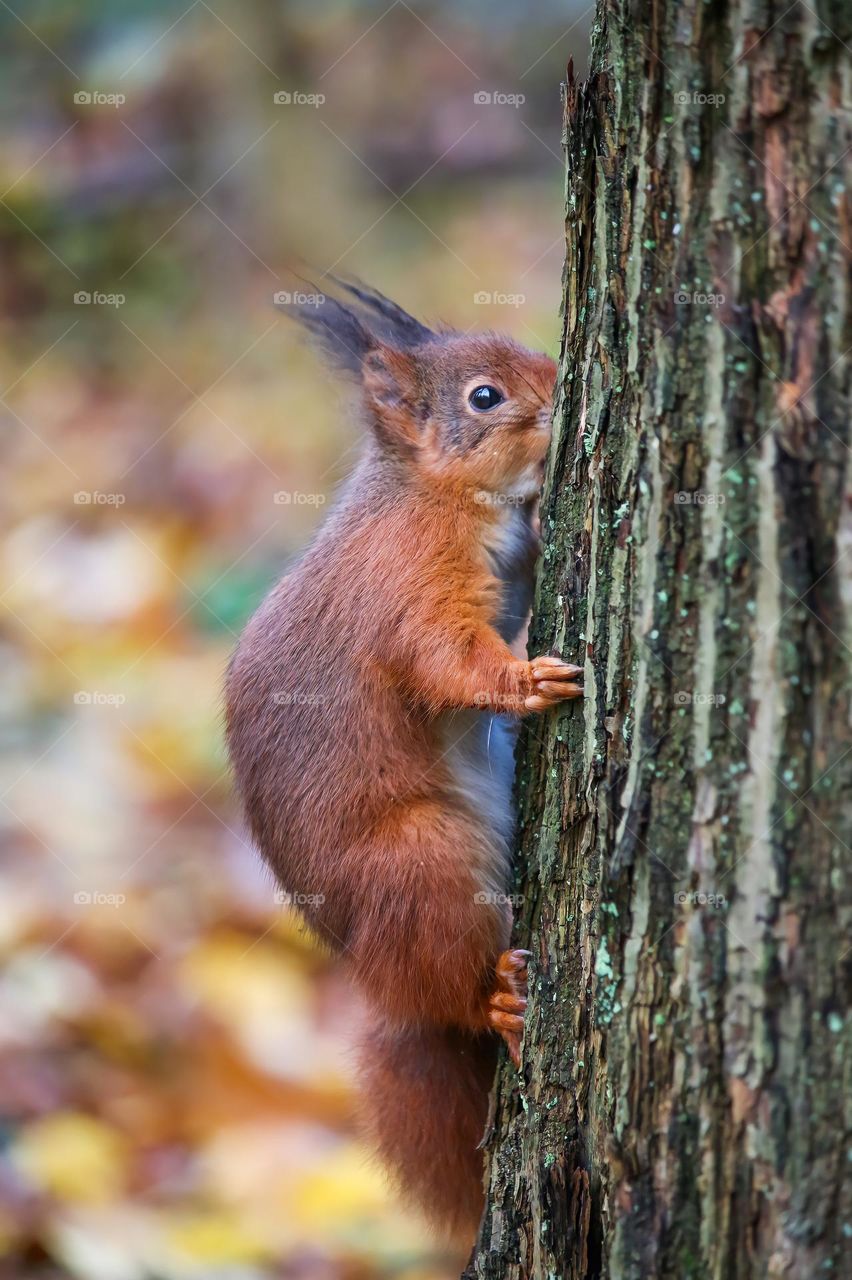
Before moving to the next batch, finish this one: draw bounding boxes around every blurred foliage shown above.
[0,2,590,1277]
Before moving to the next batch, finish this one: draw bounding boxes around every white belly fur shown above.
[439,709,519,901]
[438,496,534,902]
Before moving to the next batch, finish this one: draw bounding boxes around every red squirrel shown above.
[225,279,582,1241]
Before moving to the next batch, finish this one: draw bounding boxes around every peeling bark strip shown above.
[466,2,850,1278]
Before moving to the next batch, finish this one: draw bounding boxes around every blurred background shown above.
[0,2,591,1276]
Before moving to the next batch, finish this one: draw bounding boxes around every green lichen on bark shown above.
[466,2,851,1277]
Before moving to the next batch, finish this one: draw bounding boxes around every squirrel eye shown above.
[468,385,504,412]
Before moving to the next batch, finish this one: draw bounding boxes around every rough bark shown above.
[466,2,851,1277]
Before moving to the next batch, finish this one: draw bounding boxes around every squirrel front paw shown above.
[525,655,584,712]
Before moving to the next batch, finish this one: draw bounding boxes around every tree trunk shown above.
[466,2,851,1277]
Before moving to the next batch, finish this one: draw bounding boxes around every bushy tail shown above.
[356,1019,498,1243]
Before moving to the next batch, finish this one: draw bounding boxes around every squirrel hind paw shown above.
[487,949,529,1066]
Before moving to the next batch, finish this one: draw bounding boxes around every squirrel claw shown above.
[487,1008,525,1067]
[495,948,530,982]
[490,991,527,1015]
[526,655,585,711]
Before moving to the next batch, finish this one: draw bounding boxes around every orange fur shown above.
[357,1022,497,1241]
[225,282,580,1242]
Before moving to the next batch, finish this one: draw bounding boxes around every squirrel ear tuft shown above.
[328,275,435,349]
[276,290,373,375]
[362,346,424,453]
[276,277,436,376]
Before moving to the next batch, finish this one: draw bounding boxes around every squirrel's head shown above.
[281,278,557,502]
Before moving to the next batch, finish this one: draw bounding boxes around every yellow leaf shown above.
[167,1210,269,1264]
[293,1143,392,1226]
[12,1112,129,1204]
